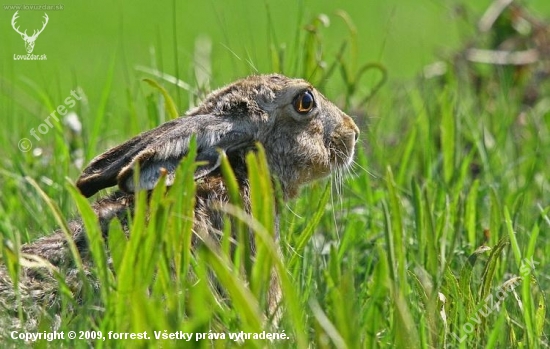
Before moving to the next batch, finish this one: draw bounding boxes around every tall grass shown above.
[1,3,549,348]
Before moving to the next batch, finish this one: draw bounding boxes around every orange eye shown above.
[293,91,315,114]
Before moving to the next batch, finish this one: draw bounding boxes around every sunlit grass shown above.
[1,3,550,348]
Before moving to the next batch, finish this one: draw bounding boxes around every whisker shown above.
[284,202,303,219]
[351,160,378,179]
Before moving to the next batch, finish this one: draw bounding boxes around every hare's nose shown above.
[343,114,360,142]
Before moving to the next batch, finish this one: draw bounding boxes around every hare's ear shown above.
[76,115,255,197]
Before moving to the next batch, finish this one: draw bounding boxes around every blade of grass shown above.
[87,56,116,160]
[143,78,179,120]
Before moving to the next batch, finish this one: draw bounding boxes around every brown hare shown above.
[0,73,359,332]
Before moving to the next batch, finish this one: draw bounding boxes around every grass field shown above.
[1,0,550,348]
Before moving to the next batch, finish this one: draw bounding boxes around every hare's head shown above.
[77,74,359,199]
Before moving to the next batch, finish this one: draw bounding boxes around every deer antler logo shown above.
[11,11,49,54]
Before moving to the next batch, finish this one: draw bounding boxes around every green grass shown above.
[1,0,550,348]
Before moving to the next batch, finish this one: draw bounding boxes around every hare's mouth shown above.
[329,133,357,169]
[328,114,359,170]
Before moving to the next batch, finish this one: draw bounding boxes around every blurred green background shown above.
[2,0,549,102]
[1,0,550,168]
[1,2,550,347]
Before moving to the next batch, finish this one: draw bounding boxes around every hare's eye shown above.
[293,91,315,114]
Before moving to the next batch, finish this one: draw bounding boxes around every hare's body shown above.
[0,74,359,332]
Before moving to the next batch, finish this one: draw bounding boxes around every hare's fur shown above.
[0,74,359,332]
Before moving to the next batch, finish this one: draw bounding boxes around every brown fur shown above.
[1,74,359,332]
